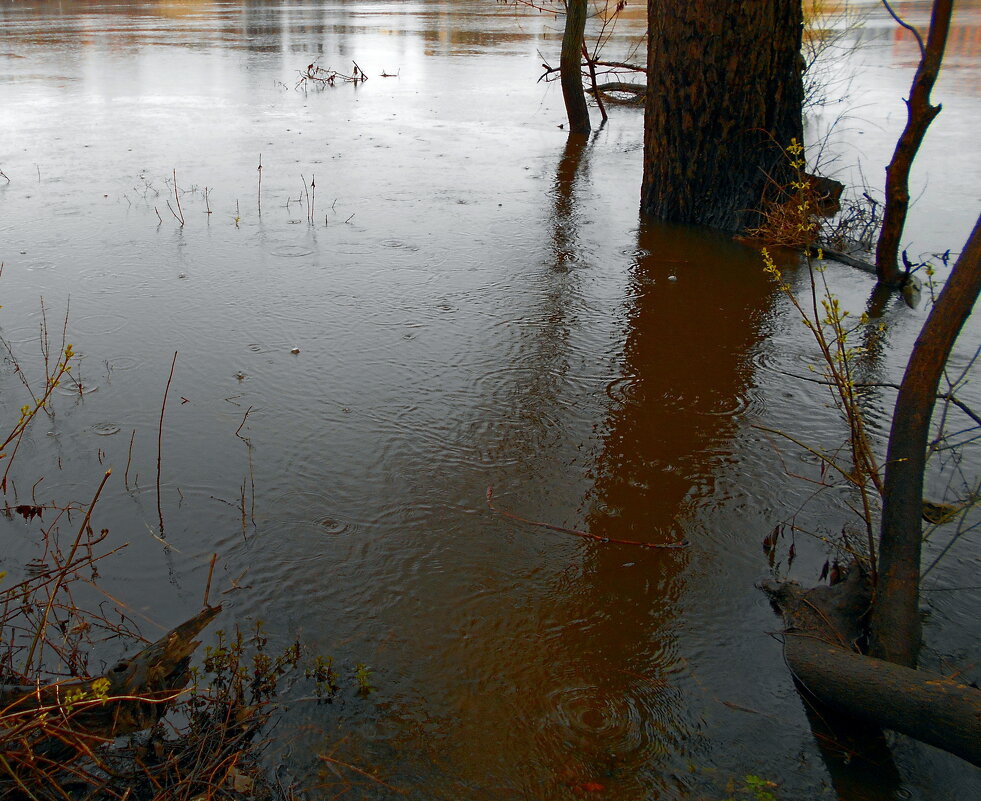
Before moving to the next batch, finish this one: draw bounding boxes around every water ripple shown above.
[72,313,128,335]
[537,679,675,776]
[268,245,314,258]
[106,355,143,370]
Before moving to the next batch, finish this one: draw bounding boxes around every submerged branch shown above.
[486,487,688,549]
[762,572,981,767]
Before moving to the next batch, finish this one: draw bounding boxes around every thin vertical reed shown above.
[157,352,178,536]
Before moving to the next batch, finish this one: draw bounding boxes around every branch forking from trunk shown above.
[874,0,954,287]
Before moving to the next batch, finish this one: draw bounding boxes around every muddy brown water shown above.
[1,2,980,798]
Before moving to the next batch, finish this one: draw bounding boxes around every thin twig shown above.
[157,352,178,537]
[769,369,981,426]
[167,169,185,227]
[124,429,135,491]
[24,469,112,673]
[204,553,218,608]
[317,754,403,795]
[235,406,254,440]
[880,0,926,57]
[486,487,688,549]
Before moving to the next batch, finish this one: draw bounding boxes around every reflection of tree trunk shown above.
[561,0,590,134]
[641,0,803,232]
[588,222,774,538]
[550,134,588,271]
[871,213,981,666]
[577,223,776,787]
[875,0,954,287]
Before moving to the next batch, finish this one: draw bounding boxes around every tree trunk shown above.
[641,0,804,232]
[874,0,954,287]
[561,0,591,134]
[785,635,981,767]
[763,574,981,768]
[870,213,981,666]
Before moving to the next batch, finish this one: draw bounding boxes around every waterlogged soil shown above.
[1,2,980,799]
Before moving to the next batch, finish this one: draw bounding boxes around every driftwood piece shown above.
[762,564,872,647]
[803,173,844,217]
[806,244,878,276]
[761,572,981,767]
[586,81,647,104]
[2,605,221,740]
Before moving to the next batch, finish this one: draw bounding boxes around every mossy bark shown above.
[763,573,981,768]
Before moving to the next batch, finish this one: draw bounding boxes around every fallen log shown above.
[806,244,878,276]
[761,572,981,767]
[2,605,221,741]
[585,81,647,104]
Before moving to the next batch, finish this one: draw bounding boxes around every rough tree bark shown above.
[561,0,591,134]
[874,0,954,287]
[641,0,804,232]
[870,213,981,666]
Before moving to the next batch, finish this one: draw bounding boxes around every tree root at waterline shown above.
[761,569,981,767]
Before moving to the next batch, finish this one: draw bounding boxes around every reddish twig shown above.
[124,429,135,491]
[24,469,113,672]
[486,487,688,549]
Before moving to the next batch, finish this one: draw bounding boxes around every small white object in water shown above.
[290,347,301,354]
[668,275,678,281]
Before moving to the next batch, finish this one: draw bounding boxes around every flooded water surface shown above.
[2,2,980,799]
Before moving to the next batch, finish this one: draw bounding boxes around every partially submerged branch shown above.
[762,572,981,767]
[486,486,689,549]
[2,606,221,743]
[296,60,368,90]
[586,81,647,105]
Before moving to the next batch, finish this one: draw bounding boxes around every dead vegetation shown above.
[0,474,307,801]
[0,299,336,801]
[295,60,368,91]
